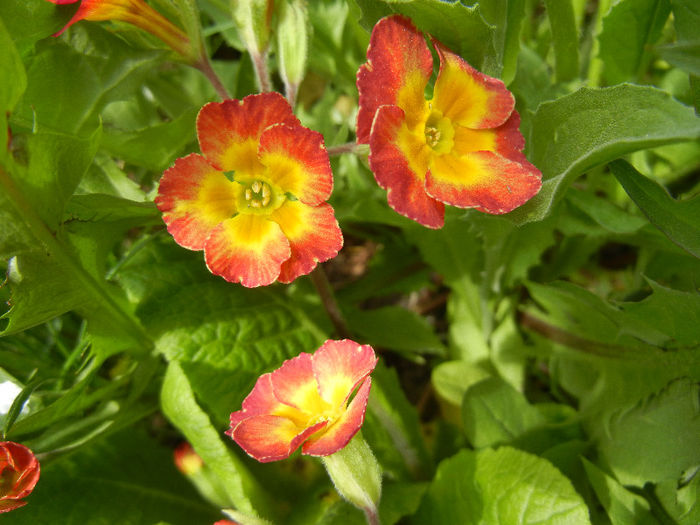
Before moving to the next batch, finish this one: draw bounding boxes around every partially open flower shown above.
[156,92,343,287]
[357,15,542,228]
[227,340,377,462]
[46,0,192,58]
[0,442,40,513]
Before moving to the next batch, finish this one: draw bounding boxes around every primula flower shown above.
[156,92,343,287]
[46,0,191,58]
[357,15,542,228]
[227,339,377,462]
[0,442,40,513]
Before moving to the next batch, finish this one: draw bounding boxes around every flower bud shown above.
[231,0,275,57]
[0,441,40,513]
[276,0,308,107]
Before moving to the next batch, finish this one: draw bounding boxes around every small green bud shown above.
[231,0,275,56]
[276,0,308,106]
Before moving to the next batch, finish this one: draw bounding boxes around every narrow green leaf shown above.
[474,0,527,84]
[670,0,700,110]
[610,159,700,258]
[161,361,274,520]
[599,0,671,84]
[511,85,700,224]
[543,0,579,82]
[413,447,591,524]
[656,41,700,76]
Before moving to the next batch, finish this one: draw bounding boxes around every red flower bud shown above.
[0,442,40,513]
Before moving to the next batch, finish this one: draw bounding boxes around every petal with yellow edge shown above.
[312,340,377,408]
[426,151,542,214]
[232,415,327,463]
[369,105,445,229]
[302,378,372,457]
[270,352,329,417]
[155,153,238,250]
[431,41,514,130]
[356,15,433,143]
[197,93,299,173]
[204,214,290,287]
[269,201,343,284]
[258,123,332,205]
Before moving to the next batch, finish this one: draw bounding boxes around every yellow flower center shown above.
[237,178,285,215]
[424,109,455,155]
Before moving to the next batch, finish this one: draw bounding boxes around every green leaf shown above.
[594,378,700,486]
[344,306,446,357]
[413,447,591,524]
[353,0,499,76]
[511,85,700,224]
[610,159,700,258]
[656,41,700,76]
[431,360,490,407]
[565,188,648,234]
[475,0,527,85]
[543,0,580,82]
[0,428,220,525]
[598,0,671,84]
[582,458,658,525]
[0,13,26,159]
[161,361,274,520]
[655,474,700,525]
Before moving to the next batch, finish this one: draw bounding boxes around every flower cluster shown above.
[227,340,377,462]
[0,442,40,513]
[357,15,542,228]
[155,92,343,287]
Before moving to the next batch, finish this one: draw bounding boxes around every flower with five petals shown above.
[227,340,377,462]
[357,15,542,228]
[156,92,343,287]
[0,441,40,513]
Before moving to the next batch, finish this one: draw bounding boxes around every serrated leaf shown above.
[354,0,499,76]
[509,85,700,224]
[594,378,700,486]
[599,0,671,84]
[610,159,700,258]
[582,458,657,525]
[0,428,220,525]
[413,447,591,524]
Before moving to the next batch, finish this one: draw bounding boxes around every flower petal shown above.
[357,15,433,143]
[258,123,332,205]
[302,377,372,457]
[426,150,542,214]
[0,500,27,513]
[204,214,290,287]
[269,201,343,284]
[155,153,238,251]
[312,340,377,408]
[270,352,329,416]
[369,105,444,228]
[431,40,514,129]
[197,93,299,173]
[232,415,327,463]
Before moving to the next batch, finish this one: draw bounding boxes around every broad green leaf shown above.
[599,0,671,84]
[354,0,499,76]
[475,0,527,84]
[511,85,700,224]
[344,306,445,357]
[161,361,274,520]
[461,377,545,449]
[413,447,591,524]
[656,41,700,76]
[0,429,220,525]
[610,159,700,258]
[0,0,68,56]
[431,360,490,407]
[117,237,325,424]
[15,24,165,134]
[594,378,700,486]
[582,458,657,525]
[543,0,579,82]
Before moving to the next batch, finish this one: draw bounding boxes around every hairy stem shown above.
[309,265,352,339]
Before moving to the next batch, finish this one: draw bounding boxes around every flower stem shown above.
[252,49,272,93]
[326,142,368,157]
[194,54,231,101]
[309,265,351,339]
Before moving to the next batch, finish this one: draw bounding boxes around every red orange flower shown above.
[357,15,542,228]
[0,442,40,513]
[46,0,191,58]
[227,340,377,462]
[155,92,343,287]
